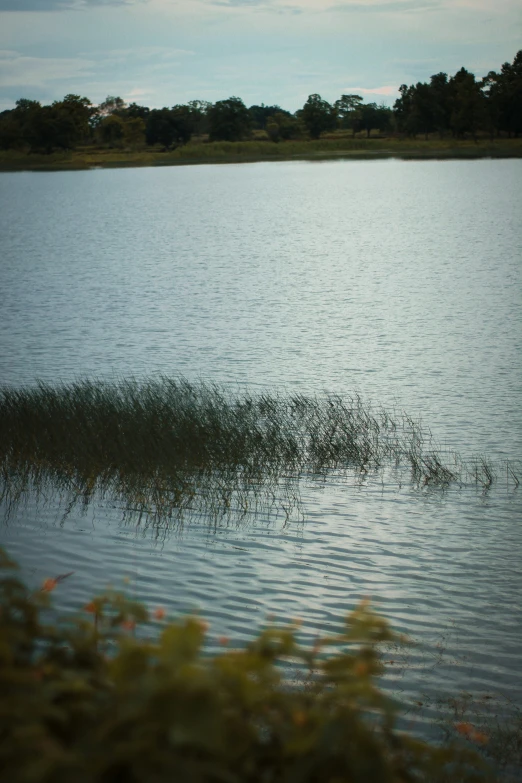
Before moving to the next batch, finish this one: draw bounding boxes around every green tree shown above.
[265,111,301,141]
[300,93,337,139]
[52,94,94,145]
[124,102,150,121]
[395,75,451,139]
[169,104,198,145]
[122,117,146,149]
[448,68,486,139]
[0,100,41,150]
[429,73,451,137]
[394,84,413,134]
[334,94,363,135]
[96,114,125,147]
[144,106,197,148]
[207,97,252,142]
[145,106,197,148]
[97,95,126,117]
[146,108,176,148]
[409,83,436,139]
[358,102,391,138]
[482,50,522,137]
[8,99,83,153]
[248,104,292,130]
[187,100,212,135]
[0,110,20,150]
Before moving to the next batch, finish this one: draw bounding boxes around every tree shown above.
[394,73,452,139]
[96,114,125,147]
[146,109,176,148]
[360,103,379,139]
[408,83,436,139]
[187,100,212,135]
[394,85,413,134]
[482,50,522,137]
[0,100,41,150]
[265,111,301,142]
[7,98,82,153]
[145,106,197,148]
[429,73,451,137]
[124,103,150,121]
[300,94,337,139]
[207,97,252,142]
[97,95,126,117]
[448,68,486,139]
[0,110,20,150]
[122,117,146,149]
[52,94,94,145]
[169,104,198,145]
[334,94,363,135]
[248,104,292,130]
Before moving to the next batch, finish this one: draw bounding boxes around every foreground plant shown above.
[0,548,493,782]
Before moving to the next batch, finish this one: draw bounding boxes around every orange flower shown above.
[455,722,473,737]
[84,601,97,613]
[218,636,229,646]
[41,578,58,593]
[121,619,136,631]
[153,607,166,621]
[471,731,489,745]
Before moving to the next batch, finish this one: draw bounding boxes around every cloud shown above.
[0,0,140,11]
[330,0,439,12]
[203,0,302,12]
[210,0,270,5]
[99,46,195,62]
[0,51,95,87]
[343,85,398,95]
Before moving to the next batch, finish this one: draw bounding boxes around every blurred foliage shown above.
[0,547,494,783]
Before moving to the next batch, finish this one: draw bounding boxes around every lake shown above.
[0,158,521,746]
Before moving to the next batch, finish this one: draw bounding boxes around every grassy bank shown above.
[0,378,518,525]
[1,137,522,171]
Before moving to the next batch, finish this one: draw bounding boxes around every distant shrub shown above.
[0,547,492,782]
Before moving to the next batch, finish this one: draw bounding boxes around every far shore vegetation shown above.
[0,50,521,171]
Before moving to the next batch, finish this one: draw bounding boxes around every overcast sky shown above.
[0,0,520,112]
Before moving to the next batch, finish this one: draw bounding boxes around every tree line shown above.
[0,50,520,153]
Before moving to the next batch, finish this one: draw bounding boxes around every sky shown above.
[0,0,520,113]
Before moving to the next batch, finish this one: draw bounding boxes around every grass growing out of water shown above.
[0,378,519,525]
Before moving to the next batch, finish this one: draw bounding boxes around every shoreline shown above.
[1,140,521,172]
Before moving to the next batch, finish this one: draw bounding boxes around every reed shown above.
[0,378,519,526]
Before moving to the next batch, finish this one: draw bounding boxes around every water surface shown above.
[1,159,521,740]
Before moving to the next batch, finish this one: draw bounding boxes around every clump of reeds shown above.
[0,378,519,526]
